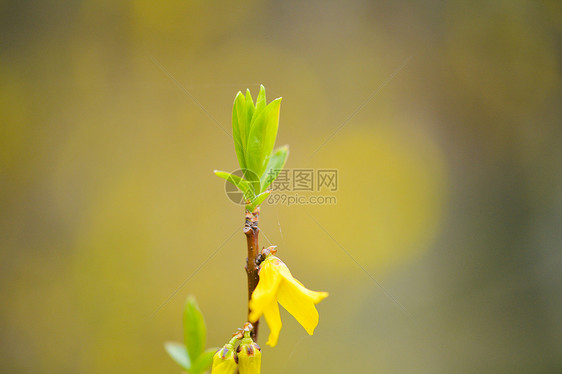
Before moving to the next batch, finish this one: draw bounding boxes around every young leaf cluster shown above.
[214,85,289,211]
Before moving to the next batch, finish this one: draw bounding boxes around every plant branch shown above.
[244,207,260,341]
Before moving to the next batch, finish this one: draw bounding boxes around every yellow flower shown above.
[211,339,238,374]
[249,253,328,347]
[237,330,262,374]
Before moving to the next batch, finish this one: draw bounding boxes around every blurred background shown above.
[1,0,561,373]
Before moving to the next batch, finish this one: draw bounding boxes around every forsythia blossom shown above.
[237,329,262,374]
[212,337,238,374]
[249,250,328,346]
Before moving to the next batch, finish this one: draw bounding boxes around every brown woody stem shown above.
[244,207,260,341]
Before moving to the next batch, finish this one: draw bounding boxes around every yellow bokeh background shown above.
[1,1,560,373]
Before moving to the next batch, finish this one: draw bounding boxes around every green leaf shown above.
[247,190,271,211]
[254,84,267,114]
[245,89,255,126]
[213,170,256,201]
[232,92,247,171]
[183,296,206,364]
[245,97,282,180]
[164,342,191,371]
[260,145,289,192]
[190,348,218,374]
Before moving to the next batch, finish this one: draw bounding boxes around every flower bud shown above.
[212,338,238,374]
[237,330,262,374]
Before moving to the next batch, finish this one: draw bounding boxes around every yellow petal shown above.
[274,256,329,303]
[290,277,329,304]
[275,281,316,335]
[249,257,282,322]
[262,299,282,347]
